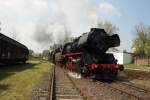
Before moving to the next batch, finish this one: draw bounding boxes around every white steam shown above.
[0,0,120,52]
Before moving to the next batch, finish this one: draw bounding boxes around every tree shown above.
[42,50,49,59]
[29,49,34,57]
[63,36,74,45]
[49,43,62,51]
[132,23,150,57]
[49,36,74,52]
[145,41,150,56]
[28,49,34,60]
[98,21,118,35]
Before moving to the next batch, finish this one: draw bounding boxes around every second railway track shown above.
[107,81,150,100]
[94,78,150,100]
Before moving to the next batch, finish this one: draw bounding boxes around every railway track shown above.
[50,66,85,100]
[117,81,150,93]
[96,80,150,100]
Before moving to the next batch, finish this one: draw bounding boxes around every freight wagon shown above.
[0,33,29,64]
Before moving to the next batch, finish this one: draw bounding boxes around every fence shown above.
[134,56,150,66]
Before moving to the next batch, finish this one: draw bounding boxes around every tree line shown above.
[132,23,150,57]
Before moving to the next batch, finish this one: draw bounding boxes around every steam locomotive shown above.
[50,28,124,80]
[0,33,29,65]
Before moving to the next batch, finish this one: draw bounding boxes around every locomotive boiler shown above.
[53,28,124,80]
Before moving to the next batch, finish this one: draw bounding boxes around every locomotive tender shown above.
[0,33,29,65]
[51,28,124,80]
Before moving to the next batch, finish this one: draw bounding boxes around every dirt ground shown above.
[118,69,150,89]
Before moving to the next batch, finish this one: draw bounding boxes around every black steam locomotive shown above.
[0,33,29,65]
[50,28,124,80]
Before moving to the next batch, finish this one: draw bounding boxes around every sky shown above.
[0,0,150,53]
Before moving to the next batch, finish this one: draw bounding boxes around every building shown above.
[107,51,133,64]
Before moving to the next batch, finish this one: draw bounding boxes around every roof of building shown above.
[0,33,28,50]
[107,48,133,54]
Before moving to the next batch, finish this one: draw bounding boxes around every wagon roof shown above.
[0,33,28,50]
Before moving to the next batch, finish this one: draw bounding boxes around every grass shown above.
[0,60,53,100]
[124,64,150,71]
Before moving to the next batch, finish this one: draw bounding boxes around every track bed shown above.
[54,66,84,100]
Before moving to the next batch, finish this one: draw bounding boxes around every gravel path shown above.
[31,71,52,100]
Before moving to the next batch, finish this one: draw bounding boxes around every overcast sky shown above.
[0,0,150,52]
